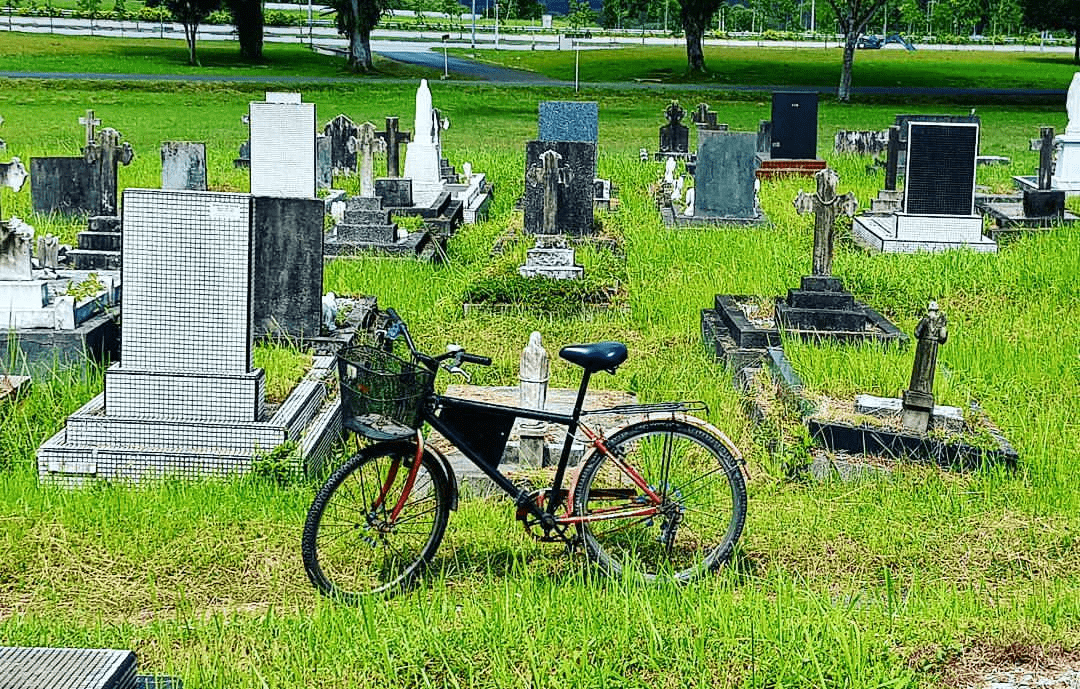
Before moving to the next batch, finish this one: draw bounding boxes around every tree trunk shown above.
[233,0,264,60]
[684,19,705,72]
[185,22,198,65]
[837,30,857,102]
[349,28,374,71]
[1075,27,1079,64]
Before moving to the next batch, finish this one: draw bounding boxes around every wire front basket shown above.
[337,345,435,438]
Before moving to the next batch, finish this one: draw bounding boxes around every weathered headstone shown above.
[30,157,99,214]
[538,101,598,143]
[833,129,889,155]
[692,129,761,221]
[349,121,386,198]
[902,301,948,433]
[252,196,324,339]
[316,134,332,190]
[78,109,101,147]
[524,141,595,236]
[376,116,412,178]
[323,114,359,176]
[691,103,720,130]
[518,331,550,467]
[770,92,818,160]
[795,168,858,278]
[659,100,689,155]
[83,127,134,216]
[250,92,316,198]
[0,219,34,281]
[160,141,207,191]
[527,149,572,235]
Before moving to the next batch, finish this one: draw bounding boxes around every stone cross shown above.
[665,100,686,127]
[376,116,412,178]
[794,168,858,277]
[902,301,948,434]
[1038,126,1055,190]
[0,156,28,220]
[83,127,134,216]
[347,121,386,198]
[526,149,573,235]
[79,109,101,148]
[519,331,551,467]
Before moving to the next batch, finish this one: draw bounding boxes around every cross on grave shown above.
[660,100,689,154]
[376,116,412,178]
[0,157,28,220]
[691,103,719,130]
[526,149,573,235]
[83,127,134,216]
[347,121,386,197]
[79,109,101,148]
[1038,126,1055,190]
[794,168,858,277]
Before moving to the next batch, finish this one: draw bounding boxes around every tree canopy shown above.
[1022,0,1080,62]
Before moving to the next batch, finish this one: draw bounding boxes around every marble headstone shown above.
[160,141,207,191]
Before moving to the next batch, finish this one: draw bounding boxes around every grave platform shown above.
[976,193,1079,231]
[0,646,179,689]
[701,292,905,372]
[1014,175,1080,197]
[660,200,768,227]
[755,157,827,180]
[36,356,342,485]
[324,229,443,262]
[852,213,997,253]
[381,190,464,236]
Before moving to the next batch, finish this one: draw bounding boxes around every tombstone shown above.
[524,141,595,236]
[37,188,339,484]
[252,196,325,339]
[1025,126,1066,217]
[349,121,386,198]
[316,134,332,190]
[853,122,995,253]
[538,101,598,143]
[691,103,720,130]
[518,331,550,467]
[892,113,980,179]
[325,195,439,259]
[833,129,890,156]
[78,109,101,147]
[770,92,818,159]
[160,141,207,191]
[902,302,948,433]
[403,80,450,207]
[518,234,583,280]
[375,116,412,178]
[37,234,59,276]
[249,92,316,198]
[323,114,359,175]
[979,126,1075,228]
[691,129,763,223]
[83,127,134,216]
[659,101,689,155]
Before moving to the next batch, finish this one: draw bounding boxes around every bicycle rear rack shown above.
[580,400,709,417]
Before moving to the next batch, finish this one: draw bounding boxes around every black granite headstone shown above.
[30,157,101,214]
[770,92,818,159]
[904,122,978,216]
[659,101,689,154]
[252,196,324,339]
[524,140,596,236]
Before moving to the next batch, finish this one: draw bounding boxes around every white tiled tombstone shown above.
[249,93,316,198]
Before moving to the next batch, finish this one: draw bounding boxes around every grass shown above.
[1,74,1079,688]
[451,43,1080,90]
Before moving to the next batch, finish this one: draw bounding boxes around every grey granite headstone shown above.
[252,196,324,339]
[538,102,598,143]
[160,141,207,191]
[30,157,100,214]
[316,135,332,190]
[524,141,596,236]
[374,177,413,207]
[694,129,759,219]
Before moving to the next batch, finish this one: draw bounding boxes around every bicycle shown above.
[301,309,748,601]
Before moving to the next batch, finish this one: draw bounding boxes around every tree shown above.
[566,0,595,30]
[677,0,723,72]
[165,0,221,65]
[825,0,887,101]
[326,0,390,71]
[226,0,263,60]
[1022,0,1080,63]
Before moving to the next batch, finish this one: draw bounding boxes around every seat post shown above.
[546,370,591,515]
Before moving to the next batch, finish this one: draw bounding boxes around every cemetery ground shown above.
[1,78,1079,688]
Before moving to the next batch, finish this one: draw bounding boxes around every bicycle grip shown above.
[461,353,492,366]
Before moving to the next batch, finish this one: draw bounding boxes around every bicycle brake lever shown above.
[446,365,471,383]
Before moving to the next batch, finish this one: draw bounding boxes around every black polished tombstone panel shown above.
[904,122,978,216]
[770,92,818,160]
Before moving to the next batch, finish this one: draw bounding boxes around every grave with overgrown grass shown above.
[0,73,1078,688]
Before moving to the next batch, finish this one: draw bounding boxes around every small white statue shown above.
[462,161,473,179]
[321,292,338,331]
[1068,73,1080,135]
[683,187,696,217]
[670,176,684,203]
[664,156,677,184]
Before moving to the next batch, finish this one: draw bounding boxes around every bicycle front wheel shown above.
[302,439,452,601]
[572,419,747,582]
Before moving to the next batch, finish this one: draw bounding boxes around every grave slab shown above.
[252,196,324,339]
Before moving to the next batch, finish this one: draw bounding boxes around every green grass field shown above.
[0,60,1078,688]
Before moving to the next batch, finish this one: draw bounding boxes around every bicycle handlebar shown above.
[382,308,491,370]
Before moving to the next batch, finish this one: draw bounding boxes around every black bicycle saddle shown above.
[558,342,628,373]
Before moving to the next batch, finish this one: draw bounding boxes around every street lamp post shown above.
[471,0,476,48]
[494,0,499,49]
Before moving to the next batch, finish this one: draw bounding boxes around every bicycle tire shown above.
[302,439,452,601]
[572,419,747,582]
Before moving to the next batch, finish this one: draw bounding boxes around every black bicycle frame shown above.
[422,370,597,528]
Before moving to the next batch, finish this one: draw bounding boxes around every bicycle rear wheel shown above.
[302,439,452,601]
[572,419,746,582]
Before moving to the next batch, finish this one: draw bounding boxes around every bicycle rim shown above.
[574,421,746,582]
[303,442,450,600]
